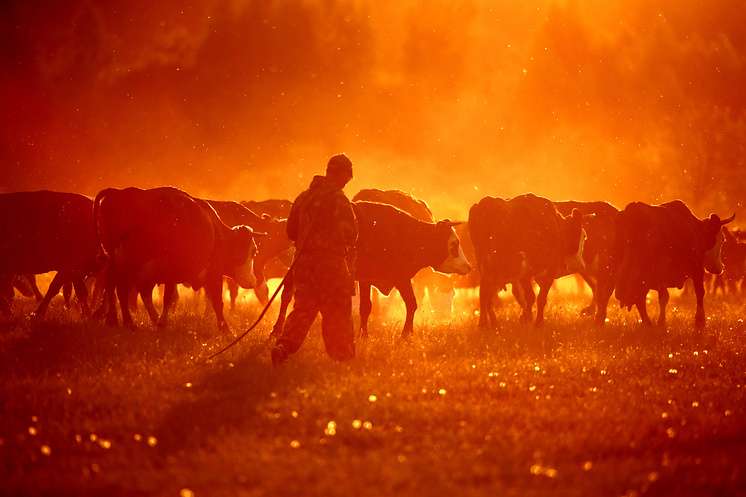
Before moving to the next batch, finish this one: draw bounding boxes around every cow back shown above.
[353,189,435,223]
[353,201,443,285]
[0,191,98,274]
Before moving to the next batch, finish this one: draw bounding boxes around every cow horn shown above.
[720,213,736,226]
[443,220,464,227]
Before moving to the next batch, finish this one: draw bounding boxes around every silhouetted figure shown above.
[272,154,357,364]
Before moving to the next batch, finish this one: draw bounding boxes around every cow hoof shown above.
[359,329,369,339]
[519,313,532,324]
[534,319,545,328]
[399,330,413,340]
[579,306,594,317]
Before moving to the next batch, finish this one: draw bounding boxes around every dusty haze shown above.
[2,0,745,219]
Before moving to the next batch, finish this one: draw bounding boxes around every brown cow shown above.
[470,193,586,328]
[206,200,291,306]
[352,189,457,315]
[554,200,620,324]
[615,200,734,329]
[273,201,472,338]
[0,191,99,317]
[94,187,260,330]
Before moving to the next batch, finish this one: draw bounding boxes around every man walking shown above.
[271,154,357,364]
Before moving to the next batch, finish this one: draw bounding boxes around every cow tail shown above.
[92,188,115,258]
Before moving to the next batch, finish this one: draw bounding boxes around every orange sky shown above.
[2,0,745,220]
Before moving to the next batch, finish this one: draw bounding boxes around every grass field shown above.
[1,280,745,497]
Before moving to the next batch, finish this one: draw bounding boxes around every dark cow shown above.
[711,228,746,294]
[352,189,457,315]
[615,200,734,329]
[470,193,586,328]
[554,201,620,323]
[241,199,292,219]
[273,201,472,338]
[354,201,471,336]
[206,200,291,305]
[94,187,260,330]
[0,191,99,317]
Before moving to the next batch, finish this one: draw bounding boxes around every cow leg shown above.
[517,278,535,324]
[594,275,614,326]
[62,282,73,309]
[693,275,706,330]
[534,277,553,327]
[28,275,44,302]
[33,272,66,318]
[226,277,239,309]
[139,284,159,325]
[359,281,372,337]
[398,280,418,338]
[158,283,178,328]
[117,280,135,329]
[479,276,497,329]
[102,270,119,326]
[635,294,652,326]
[205,277,228,332]
[657,287,669,328]
[579,272,597,316]
[72,276,91,317]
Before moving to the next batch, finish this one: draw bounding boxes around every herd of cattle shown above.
[1,187,744,337]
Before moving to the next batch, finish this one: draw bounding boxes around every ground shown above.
[1,281,745,497]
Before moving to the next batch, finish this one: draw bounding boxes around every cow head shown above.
[225,225,264,288]
[702,213,735,274]
[561,209,587,273]
[432,220,472,275]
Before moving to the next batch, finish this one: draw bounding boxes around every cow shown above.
[614,200,734,329]
[205,200,291,306]
[711,228,746,295]
[94,187,261,330]
[0,191,100,318]
[554,201,620,323]
[470,193,586,328]
[351,189,458,315]
[272,201,472,338]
